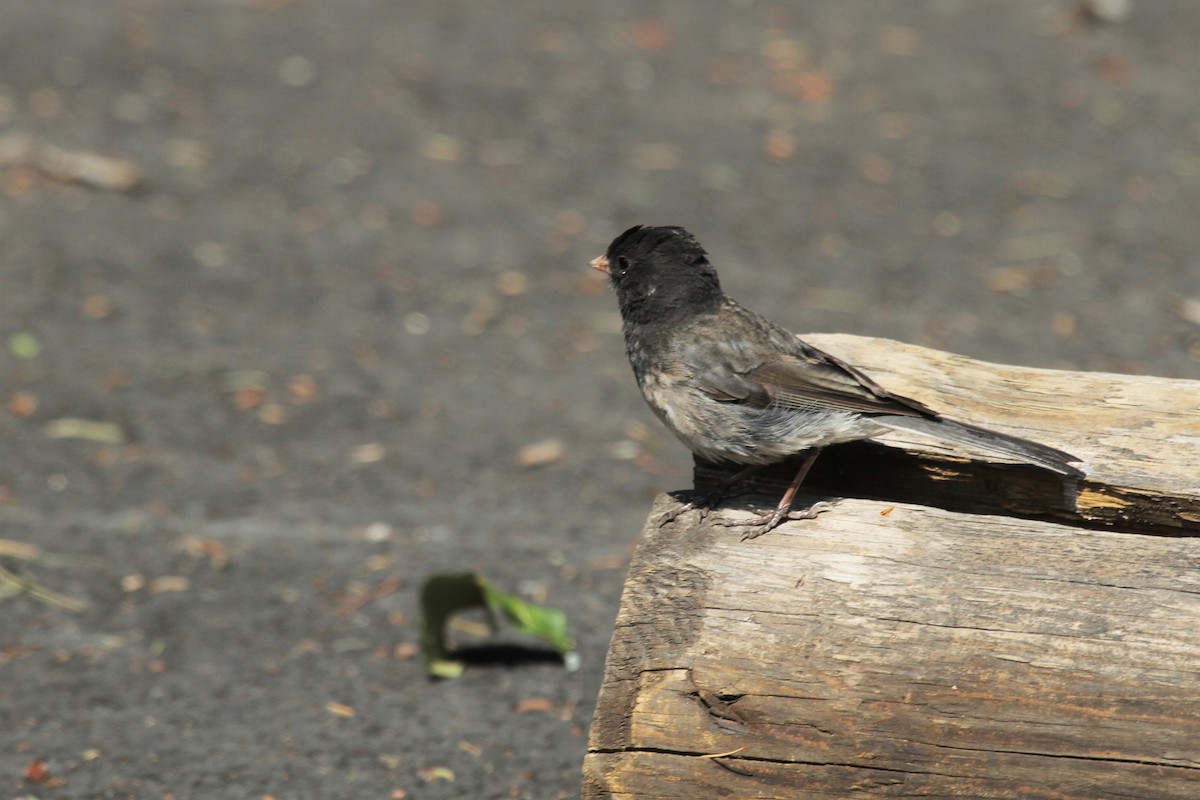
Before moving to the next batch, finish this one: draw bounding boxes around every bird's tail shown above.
[877,415,1085,477]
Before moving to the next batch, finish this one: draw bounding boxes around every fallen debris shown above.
[0,134,145,193]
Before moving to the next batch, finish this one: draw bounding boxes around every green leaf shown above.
[43,418,126,444]
[418,572,575,679]
[8,332,41,360]
[419,573,482,679]
[477,579,573,656]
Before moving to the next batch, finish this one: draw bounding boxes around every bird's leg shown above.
[718,448,832,539]
[657,464,762,527]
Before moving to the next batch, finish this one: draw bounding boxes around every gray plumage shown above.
[595,225,1084,479]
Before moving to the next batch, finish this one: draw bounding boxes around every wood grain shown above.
[801,334,1200,530]
[584,336,1200,799]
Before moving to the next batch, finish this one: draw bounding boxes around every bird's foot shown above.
[656,498,700,527]
[657,472,755,527]
[656,492,721,527]
[718,500,835,540]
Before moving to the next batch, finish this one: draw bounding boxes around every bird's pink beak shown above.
[589,254,611,275]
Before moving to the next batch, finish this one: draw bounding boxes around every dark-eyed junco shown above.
[591,225,1084,538]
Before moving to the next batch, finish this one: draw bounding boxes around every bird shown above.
[590,224,1085,538]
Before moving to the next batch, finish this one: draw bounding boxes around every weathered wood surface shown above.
[801,334,1200,531]
[584,335,1200,799]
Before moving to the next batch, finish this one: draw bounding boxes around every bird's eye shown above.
[616,256,631,275]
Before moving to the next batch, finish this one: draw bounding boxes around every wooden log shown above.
[584,335,1200,800]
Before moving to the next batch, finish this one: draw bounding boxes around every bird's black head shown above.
[593,225,724,327]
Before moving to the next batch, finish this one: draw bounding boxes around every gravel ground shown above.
[2,2,1198,798]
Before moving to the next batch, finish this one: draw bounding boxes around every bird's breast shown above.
[636,367,743,463]
[635,364,882,465]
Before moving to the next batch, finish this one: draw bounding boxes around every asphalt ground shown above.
[2,2,1199,798]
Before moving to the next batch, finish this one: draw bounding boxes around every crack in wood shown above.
[690,687,747,730]
[587,744,993,780]
[588,742,1200,774]
[918,739,1200,771]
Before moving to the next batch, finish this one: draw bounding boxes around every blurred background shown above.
[2,1,1198,797]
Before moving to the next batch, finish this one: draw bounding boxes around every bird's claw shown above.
[656,501,697,527]
[657,483,735,527]
[717,500,835,540]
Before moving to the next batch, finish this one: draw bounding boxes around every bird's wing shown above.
[682,311,936,418]
[746,345,933,417]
